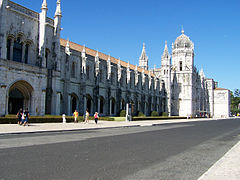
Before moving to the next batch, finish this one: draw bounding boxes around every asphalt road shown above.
[1,119,240,180]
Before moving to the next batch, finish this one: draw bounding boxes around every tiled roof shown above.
[215,88,229,91]
[60,39,155,77]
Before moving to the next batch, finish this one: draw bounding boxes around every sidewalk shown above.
[0,117,240,179]
[0,117,224,135]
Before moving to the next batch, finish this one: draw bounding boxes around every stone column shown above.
[98,97,100,114]
[110,98,112,115]
[83,94,86,114]
[56,92,61,115]
[0,85,7,116]
[21,42,25,63]
[67,94,71,115]
[40,90,46,115]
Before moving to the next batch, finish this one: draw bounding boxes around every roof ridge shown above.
[60,38,155,77]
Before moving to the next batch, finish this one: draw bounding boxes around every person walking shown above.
[85,109,89,123]
[16,108,23,125]
[94,112,99,124]
[73,110,79,123]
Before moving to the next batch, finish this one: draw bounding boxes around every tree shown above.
[234,89,240,97]
[231,89,240,115]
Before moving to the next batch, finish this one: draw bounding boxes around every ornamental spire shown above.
[181,25,184,34]
[82,45,86,53]
[135,64,138,72]
[139,42,148,70]
[96,50,99,58]
[107,54,111,80]
[42,0,47,10]
[65,39,71,56]
[163,41,169,57]
[55,0,62,17]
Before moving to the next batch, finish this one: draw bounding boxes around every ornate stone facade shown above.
[0,0,230,117]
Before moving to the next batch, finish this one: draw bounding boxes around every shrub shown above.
[151,111,159,116]
[138,112,145,117]
[162,112,168,117]
[120,110,126,117]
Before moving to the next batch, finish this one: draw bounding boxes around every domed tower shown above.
[172,29,194,72]
[171,29,195,117]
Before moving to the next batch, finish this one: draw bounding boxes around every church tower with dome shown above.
[171,29,195,116]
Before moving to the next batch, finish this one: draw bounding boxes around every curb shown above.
[0,125,141,136]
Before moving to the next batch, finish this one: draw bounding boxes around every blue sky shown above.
[13,0,240,91]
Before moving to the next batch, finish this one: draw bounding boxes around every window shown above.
[86,66,90,79]
[71,62,76,78]
[99,69,103,82]
[13,37,22,62]
[45,50,49,68]
[24,44,29,64]
[179,61,183,71]
[111,72,114,84]
[7,39,11,60]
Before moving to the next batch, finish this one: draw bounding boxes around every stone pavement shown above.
[0,117,240,179]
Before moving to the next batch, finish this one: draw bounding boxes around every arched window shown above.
[13,37,22,62]
[164,70,166,75]
[71,62,76,78]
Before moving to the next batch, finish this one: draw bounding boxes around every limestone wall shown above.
[214,89,230,118]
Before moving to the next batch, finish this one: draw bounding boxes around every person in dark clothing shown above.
[16,108,23,125]
[22,108,30,126]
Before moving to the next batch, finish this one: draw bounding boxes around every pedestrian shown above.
[85,109,89,123]
[22,108,29,126]
[16,108,23,125]
[73,110,79,123]
[20,110,26,125]
[94,112,99,124]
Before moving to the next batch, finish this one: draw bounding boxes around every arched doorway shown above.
[8,80,33,114]
[71,96,77,114]
[86,95,92,114]
[8,88,24,114]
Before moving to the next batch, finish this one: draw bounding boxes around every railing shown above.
[8,1,39,19]
[8,1,54,26]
